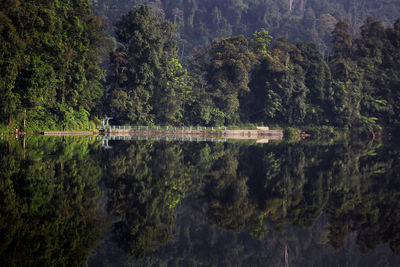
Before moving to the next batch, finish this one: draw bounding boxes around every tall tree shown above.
[107,5,190,125]
[330,20,353,60]
[192,35,255,125]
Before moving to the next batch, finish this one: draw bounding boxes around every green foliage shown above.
[3,0,400,133]
[0,124,12,133]
[284,127,302,138]
[191,35,255,126]
[326,17,400,133]
[330,20,353,59]
[0,0,107,130]
[189,16,400,132]
[107,5,191,126]
[153,58,193,125]
[93,2,400,133]
[22,104,92,132]
[250,29,272,56]
[302,125,339,138]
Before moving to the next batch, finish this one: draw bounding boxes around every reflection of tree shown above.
[181,142,259,234]
[104,141,191,258]
[327,143,400,254]
[191,140,400,257]
[0,137,104,267]
[90,139,400,266]
[203,144,256,233]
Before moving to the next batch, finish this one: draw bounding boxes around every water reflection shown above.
[1,136,400,266]
[0,136,106,267]
[102,141,189,258]
[95,139,400,266]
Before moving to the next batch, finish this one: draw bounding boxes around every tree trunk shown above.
[23,136,26,159]
[8,113,12,127]
[23,109,26,128]
[300,0,307,17]
[8,139,12,154]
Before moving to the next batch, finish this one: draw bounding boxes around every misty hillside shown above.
[90,0,400,55]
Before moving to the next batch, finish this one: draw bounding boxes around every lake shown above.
[1,135,400,266]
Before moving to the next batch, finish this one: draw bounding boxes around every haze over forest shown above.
[1,0,400,135]
[91,0,400,55]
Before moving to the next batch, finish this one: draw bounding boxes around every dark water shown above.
[1,136,400,266]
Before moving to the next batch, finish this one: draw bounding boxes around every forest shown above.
[91,0,400,57]
[1,0,400,135]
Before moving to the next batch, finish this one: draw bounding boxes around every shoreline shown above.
[38,127,284,141]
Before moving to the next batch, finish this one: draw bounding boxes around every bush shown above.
[284,127,301,137]
[0,124,12,133]
[23,105,91,132]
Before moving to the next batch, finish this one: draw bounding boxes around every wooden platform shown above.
[42,131,96,136]
[102,128,283,140]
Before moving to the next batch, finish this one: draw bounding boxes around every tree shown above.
[330,20,353,60]
[250,29,272,57]
[153,58,193,125]
[247,37,310,126]
[107,5,190,125]
[192,35,255,125]
[291,42,333,124]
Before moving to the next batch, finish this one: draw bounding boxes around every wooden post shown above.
[8,113,12,127]
[8,139,12,154]
[23,136,26,159]
[23,109,26,128]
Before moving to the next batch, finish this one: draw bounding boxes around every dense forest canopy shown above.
[90,0,400,56]
[103,7,400,132]
[1,0,400,134]
[0,0,108,131]
[105,6,192,125]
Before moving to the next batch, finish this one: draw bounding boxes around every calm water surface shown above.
[1,136,400,266]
